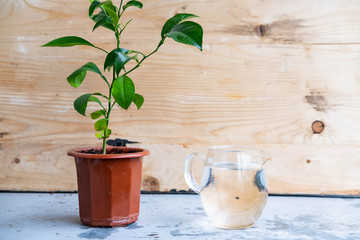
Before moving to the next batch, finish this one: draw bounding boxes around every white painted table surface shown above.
[0,193,359,240]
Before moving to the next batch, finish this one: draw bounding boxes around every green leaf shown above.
[89,0,113,16]
[133,54,140,63]
[95,129,111,139]
[90,11,115,31]
[91,109,106,119]
[102,4,119,25]
[119,48,129,54]
[161,13,198,38]
[95,132,104,139]
[67,62,103,88]
[92,15,112,31]
[133,93,144,110]
[94,119,107,131]
[89,1,118,30]
[89,0,101,16]
[164,21,203,51]
[112,75,135,110]
[42,36,95,47]
[74,93,102,116]
[67,70,86,88]
[91,10,105,21]
[127,51,141,63]
[80,62,102,74]
[104,48,131,76]
[98,22,116,32]
[102,129,112,138]
[123,0,143,10]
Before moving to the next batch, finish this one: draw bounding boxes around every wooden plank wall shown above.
[1,0,360,195]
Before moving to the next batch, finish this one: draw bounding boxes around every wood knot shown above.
[254,24,271,38]
[312,120,325,134]
[0,132,10,138]
[142,175,160,192]
[14,158,20,164]
[306,159,311,164]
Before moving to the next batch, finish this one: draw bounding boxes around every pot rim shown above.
[67,146,150,159]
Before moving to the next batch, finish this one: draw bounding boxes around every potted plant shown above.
[42,0,203,227]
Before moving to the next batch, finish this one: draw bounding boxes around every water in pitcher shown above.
[200,162,267,229]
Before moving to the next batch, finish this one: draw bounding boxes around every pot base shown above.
[81,213,139,227]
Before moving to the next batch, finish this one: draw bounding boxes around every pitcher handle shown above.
[184,152,206,194]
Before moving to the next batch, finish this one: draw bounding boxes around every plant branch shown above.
[100,75,111,88]
[119,19,132,36]
[95,92,110,100]
[94,46,108,54]
[129,50,145,58]
[124,39,165,76]
[118,0,124,17]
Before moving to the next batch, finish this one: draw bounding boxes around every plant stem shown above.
[102,67,116,154]
[101,15,123,154]
[102,132,107,154]
[115,29,120,48]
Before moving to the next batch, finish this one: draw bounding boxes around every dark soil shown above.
[80,148,142,154]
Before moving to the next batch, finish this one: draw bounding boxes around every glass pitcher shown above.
[184,145,270,229]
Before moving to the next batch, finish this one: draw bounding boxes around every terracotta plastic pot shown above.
[68,147,150,227]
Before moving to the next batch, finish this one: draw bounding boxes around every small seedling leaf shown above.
[123,0,143,10]
[95,132,104,139]
[103,129,112,138]
[132,93,144,110]
[91,109,106,119]
[94,119,108,131]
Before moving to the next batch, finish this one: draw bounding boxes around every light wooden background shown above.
[1,0,360,195]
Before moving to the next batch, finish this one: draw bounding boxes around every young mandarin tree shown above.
[43,0,203,154]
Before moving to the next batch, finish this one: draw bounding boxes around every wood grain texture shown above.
[1,0,360,194]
